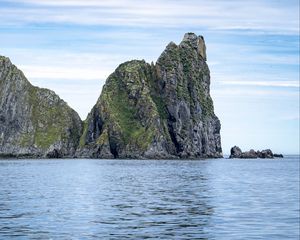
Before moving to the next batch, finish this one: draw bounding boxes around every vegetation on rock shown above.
[0,56,82,158]
[78,33,222,158]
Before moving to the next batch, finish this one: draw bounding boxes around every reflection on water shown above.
[0,158,299,239]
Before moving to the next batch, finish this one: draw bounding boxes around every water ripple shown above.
[0,157,299,239]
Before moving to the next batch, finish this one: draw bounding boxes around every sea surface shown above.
[0,156,299,239]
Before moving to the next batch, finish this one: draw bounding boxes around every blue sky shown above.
[0,0,299,154]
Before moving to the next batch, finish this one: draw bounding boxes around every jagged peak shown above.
[113,59,149,75]
[0,55,9,60]
[182,32,198,41]
[158,33,207,62]
[165,41,178,49]
[0,55,12,66]
[118,59,146,67]
[0,55,28,86]
[180,32,207,61]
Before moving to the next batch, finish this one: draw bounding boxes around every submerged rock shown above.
[0,56,82,158]
[77,33,222,158]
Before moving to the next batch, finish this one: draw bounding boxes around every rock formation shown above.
[0,56,82,158]
[77,33,222,158]
[229,146,283,159]
[0,33,222,159]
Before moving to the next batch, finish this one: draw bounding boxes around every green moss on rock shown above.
[0,55,83,157]
[99,61,158,152]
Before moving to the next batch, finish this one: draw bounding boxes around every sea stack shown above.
[77,33,222,158]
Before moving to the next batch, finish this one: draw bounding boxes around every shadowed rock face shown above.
[0,56,82,158]
[78,33,223,159]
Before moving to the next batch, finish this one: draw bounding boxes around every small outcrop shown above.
[230,146,242,158]
[229,146,283,159]
[273,153,284,158]
[0,56,83,158]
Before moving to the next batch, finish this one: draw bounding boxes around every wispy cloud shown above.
[1,0,299,34]
[221,80,299,88]
[212,88,299,98]
[280,114,300,121]
[5,50,137,81]
[19,65,110,80]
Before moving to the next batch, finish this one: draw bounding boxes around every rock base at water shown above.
[229,146,283,159]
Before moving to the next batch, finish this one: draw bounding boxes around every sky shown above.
[0,0,299,154]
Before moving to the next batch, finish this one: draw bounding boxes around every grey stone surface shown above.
[0,56,82,158]
[230,146,242,158]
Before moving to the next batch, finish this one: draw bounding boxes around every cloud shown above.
[1,0,299,34]
[220,80,299,88]
[19,65,109,80]
[4,50,138,81]
[280,114,300,121]
[212,88,298,96]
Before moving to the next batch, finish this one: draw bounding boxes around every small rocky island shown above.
[229,146,283,159]
[0,33,222,159]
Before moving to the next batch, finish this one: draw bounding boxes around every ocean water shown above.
[0,156,299,239]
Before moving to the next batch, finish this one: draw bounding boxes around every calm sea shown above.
[0,156,299,239]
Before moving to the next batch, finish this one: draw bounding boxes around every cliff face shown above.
[77,60,170,158]
[0,56,82,158]
[78,33,222,158]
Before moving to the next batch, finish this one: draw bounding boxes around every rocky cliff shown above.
[78,33,222,158]
[0,56,82,158]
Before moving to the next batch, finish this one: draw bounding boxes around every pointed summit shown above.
[180,32,207,60]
